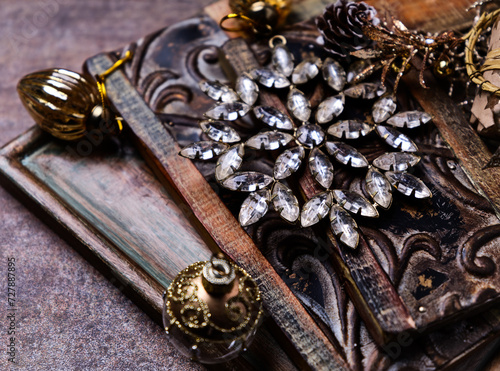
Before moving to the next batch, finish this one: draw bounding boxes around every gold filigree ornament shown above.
[162,255,263,363]
[17,51,132,141]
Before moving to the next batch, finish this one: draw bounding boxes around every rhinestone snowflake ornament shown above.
[180,36,432,249]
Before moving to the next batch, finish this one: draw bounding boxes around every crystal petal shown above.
[250,68,290,89]
[272,182,300,223]
[325,141,369,167]
[365,167,392,209]
[272,44,294,77]
[235,73,259,106]
[287,88,311,121]
[239,189,270,226]
[199,120,241,143]
[309,148,334,189]
[316,94,345,124]
[222,171,274,192]
[179,141,228,160]
[300,191,333,227]
[386,111,432,129]
[372,96,397,123]
[322,58,346,91]
[330,205,359,249]
[253,106,293,130]
[292,57,321,85]
[376,126,418,152]
[274,146,305,179]
[344,83,386,99]
[385,171,432,199]
[216,144,244,181]
[333,190,379,218]
[199,80,238,103]
[372,152,420,171]
[327,120,373,139]
[296,124,325,148]
[205,102,251,121]
[245,131,294,150]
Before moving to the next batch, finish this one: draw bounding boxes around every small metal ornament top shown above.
[202,256,236,295]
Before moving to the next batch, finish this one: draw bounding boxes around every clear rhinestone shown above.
[250,68,290,89]
[300,191,333,227]
[199,121,241,143]
[235,73,259,105]
[322,58,346,91]
[330,205,359,249]
[272,44,294,77]
[325,141,369,167]
[385,171,432,199]
[365,167,392,209]
[386,111,432,129]
[205,102,251,121]
[376,126,418,152]
[333,190,379,218]
[222,171,274,192]
[245,131,294,150]
[372,96,397,123]
[253,106,294,130]
[344,83,386,99]
[296,124,325,148]
[373,152,420,171]
[179,141,228,160]
[199,80,238,103]
[239,189,270,226]
[347,59,372,83]
[272,182,300,223]
[316,94,345,124]
[274,146,305,179]
[287,88,311,122]
[292,57,322,85]
[327,120,373,139]
[309,148,334,189]
[216,144,244,181]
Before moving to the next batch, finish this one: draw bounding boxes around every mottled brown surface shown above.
[0,1,212,370]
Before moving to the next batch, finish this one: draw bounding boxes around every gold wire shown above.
[219,13,273,34]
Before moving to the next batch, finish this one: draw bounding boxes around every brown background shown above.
[1,0,500,370]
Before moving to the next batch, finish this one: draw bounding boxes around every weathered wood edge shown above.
[85,53,349,371]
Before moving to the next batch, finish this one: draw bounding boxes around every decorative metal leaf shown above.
[272,44,294,77]
[274,146,305,179]
[272,182,300,223]
[250,68,290,89]
[325,141,369,167]
[292,57,322,85]
[333,190,379,218]
[316,94,345,124]
[205,102,251,121]
[322,58,346,91]
[330,205,359,249]
[346,59,372,83]
[372,152,420,171]
[385,171,432,199]
[365,167,392,209]
[300,191,334,227]
[222,171,273,192]
[199,120,240,143]
[372,96,397,123]
[344,83,386,99]
[199,80,238,103]
[239,189,270,226]
[309,148,334,189]
[327,120,373,139]
[215,144,244,181]
[179,141,228,160]
[253,106,294,130]
[376,126,418,152]
[287,88,311,122]
[296,124,325,148]
[245,131,294,150]
[386,111,432,129]
[235,73,259,106]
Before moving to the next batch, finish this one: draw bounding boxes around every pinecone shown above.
[316,0,379,58]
